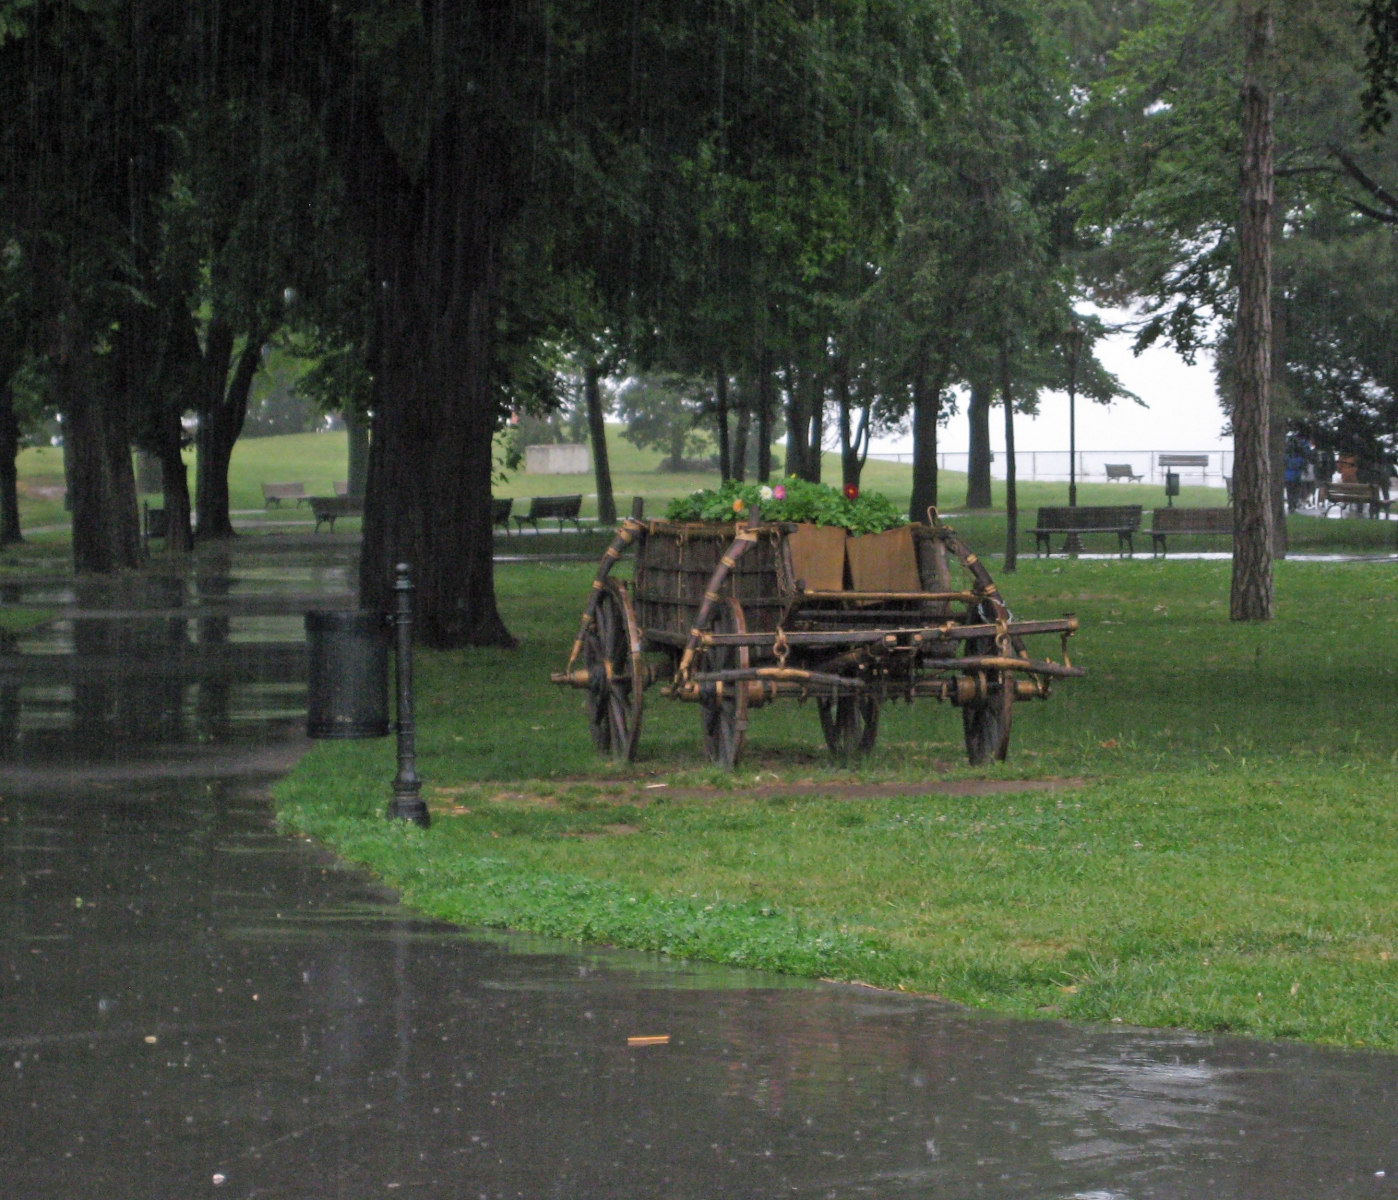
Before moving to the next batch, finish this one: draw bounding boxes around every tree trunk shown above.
[345,404,370,503]
[756,349,774,482]
[783,364,808,479]
[836,363,868,490]
[1001,339,1018,573]
[156,412,194,553]
[355,114,515,648]
[1231,1,1275,622]
[666,422,687,472]
[714,357,731,481]
[1269,293,1289,558]
[196,322,263,540]
[966,377,993,509]
[732,382,750,482]
[56,307,141,574]
[909,361,946,523]
[584,364,616,526]
[785,364,825,483]
[0,376,22,545]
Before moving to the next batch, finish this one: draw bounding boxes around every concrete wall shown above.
[525,443,590,474]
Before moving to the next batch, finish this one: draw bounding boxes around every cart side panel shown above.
[634,523,787,648]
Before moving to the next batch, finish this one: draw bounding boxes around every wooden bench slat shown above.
[309,496,362,533]
[262,482,309,508]
[1319,483,1391,517]
[1029,506,1142,557]
[514,494,584,533]
[1149,506,1233,554]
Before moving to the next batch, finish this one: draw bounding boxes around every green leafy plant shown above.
[664,478,906,535]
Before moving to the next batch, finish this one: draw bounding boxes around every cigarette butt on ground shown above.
[627,1035,670,1047]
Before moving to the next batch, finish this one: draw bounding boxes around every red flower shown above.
[843,483,859,500]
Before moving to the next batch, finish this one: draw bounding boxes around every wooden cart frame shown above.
[551,502,1083,768]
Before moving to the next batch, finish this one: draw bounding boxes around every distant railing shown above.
[866,450,1234,489]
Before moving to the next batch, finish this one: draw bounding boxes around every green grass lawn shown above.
[277,549,1398,1051]
[0,605,55,634]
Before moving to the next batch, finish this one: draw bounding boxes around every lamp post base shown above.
[388,786,430,827]
[387,563,428,828]
[1063,532,1084,557]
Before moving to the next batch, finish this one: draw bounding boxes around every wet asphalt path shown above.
[3,539,1397,1199]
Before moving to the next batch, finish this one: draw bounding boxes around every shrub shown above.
[664,478,905,536]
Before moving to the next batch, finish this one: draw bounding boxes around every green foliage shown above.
[664,477,905,534]
[617,373,708,471]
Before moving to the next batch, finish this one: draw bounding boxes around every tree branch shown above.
[1328,143,1398,214]
[1349,197,1398,225]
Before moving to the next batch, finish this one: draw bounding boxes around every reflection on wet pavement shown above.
[3,539,1397,1199]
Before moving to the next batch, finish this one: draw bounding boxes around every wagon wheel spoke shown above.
[960,640,1014,766]
[818,694,879,761]
[582,581,644,762]
[699,598,748,769]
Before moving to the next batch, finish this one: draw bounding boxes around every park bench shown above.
[262,482,308,508]
[1159,454,1211,472]
[492,497,514,531]
[1104,463,1143,482]
[1150,507,1234,556]
[1030,505,1143,557]
[309,496,362,533]
[514,494,584,534]
[1319,481,1391,518]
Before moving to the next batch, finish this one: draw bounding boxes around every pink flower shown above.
[772,484,786,500]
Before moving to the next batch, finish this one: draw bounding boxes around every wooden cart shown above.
[551,502,1083,768]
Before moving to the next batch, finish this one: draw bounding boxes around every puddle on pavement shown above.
[2,538,1396,1199]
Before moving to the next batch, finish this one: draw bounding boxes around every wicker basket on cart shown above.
[552,501,1083,767]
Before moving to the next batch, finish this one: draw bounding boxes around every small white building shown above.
[525,443,590,474]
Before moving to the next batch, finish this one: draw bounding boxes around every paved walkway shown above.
[3,536,1397,1197]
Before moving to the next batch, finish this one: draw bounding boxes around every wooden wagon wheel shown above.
[699,598,749,769]
[817,694,880,760]
[582,579,644,762]
[960,634,1013,765]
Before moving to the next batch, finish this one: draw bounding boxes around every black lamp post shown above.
[1063,325,1086,555]
[387,562,429,827]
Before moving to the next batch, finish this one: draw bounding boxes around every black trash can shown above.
[1165,471,1181,507]
[305,610,391,739]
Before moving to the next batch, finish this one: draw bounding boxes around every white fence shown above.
[868,450,1234,489]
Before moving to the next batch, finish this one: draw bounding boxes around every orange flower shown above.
[732,498,745,513]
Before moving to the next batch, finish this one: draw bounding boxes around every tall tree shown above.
[1232,1,1276,620]
[965,379,994,508]
[582,363,617,527]
[1000,337,1020,571]
[0,1,180,572]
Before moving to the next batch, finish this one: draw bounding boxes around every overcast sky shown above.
[870,308,1230,458]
